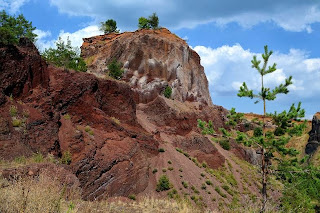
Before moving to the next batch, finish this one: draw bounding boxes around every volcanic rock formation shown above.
[0,36,263,210]
[81,28,213,106]
[306,112,320,155]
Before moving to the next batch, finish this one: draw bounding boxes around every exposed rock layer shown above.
[306,112,320,155]
[81,28,213,106]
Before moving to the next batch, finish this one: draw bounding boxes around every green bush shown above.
[12,118,22,127]
[0,10,37,45]
[32,152,44,163]
[253,127,263,137]
[182,181,188,188]
[9,105,18,117]
[107,59,124,80]
[128,194,136,200]
[205,180,213,185]
[164,86,172,98]
[156,175,171,192]
[152,168,158,174]
[158,148,165,152]
[215,186,227,198]
[219,139,230,150]
[61,151,72,165]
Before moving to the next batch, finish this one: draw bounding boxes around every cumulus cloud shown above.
[35,25,101,52]
[48,0,320,32]
[0,0,29,14]
[194,44,320,110]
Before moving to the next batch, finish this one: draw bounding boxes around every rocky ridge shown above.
[81,28,213,106]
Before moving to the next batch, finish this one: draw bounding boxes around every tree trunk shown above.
[261,147,267,213]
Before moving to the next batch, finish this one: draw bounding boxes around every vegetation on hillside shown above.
[42,37,87,72]
[0,10,37,45]
[107,59,124,80]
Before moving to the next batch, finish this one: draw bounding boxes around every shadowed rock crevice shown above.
[306,113,320,155]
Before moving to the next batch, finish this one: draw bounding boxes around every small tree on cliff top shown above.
[237,45,298,212]
[100,19,119,34]
[138,13,159,29]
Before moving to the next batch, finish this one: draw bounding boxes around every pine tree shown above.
[0,10,37,45]
[42,37,87,72]
[100,19,119,34]
[237,45,294,212]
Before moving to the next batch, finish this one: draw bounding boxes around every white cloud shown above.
[194,44,320,104]
[58,25,101,48]
[35,25,101,52]
[0,0,29,14]
[48,0,320,32]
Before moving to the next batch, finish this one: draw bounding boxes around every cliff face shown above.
[81,28,213,106]
[306,113,320,155]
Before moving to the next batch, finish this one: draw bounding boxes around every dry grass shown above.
[0,170,205,213]
[0,172,80,213]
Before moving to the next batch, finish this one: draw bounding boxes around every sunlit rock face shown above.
[81,28,213,106]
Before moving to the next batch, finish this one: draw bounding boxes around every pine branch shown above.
[237,82,260,99]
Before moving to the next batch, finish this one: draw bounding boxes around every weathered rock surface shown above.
[0,38,264,210]
[0,41,159,200]
[306,112,320,155]
[81,28,213,106]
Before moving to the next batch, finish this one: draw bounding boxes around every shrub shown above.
[156,175,171,192]
[14,156,26,164]
[107,59,124,80]
[253,127,263,137]
[32,152,44,163]
[158,148,165,152]
[215,186,227,198]
[61,151,72,165]
[162,168,167,172]
[168,160,172,164]
[201,184,207,190]
[197,119,215,135]
[219,139,230,150]
[128,194,136,200]
[168,167,174,171]
[182,181,188,188]
[167,189,178,199]
[152,169,158,174]
[164,86,172,98]
[9,105,18,117]
[63,114,70,120]
[12,118,22,127]
[205,180,213,185]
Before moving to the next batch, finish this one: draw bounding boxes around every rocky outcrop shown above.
[81,28,213,106]
[0,38,263,210]
[305,113,320,155]
[0,40,159,200]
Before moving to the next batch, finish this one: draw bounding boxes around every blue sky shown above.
[1,0,320,118]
